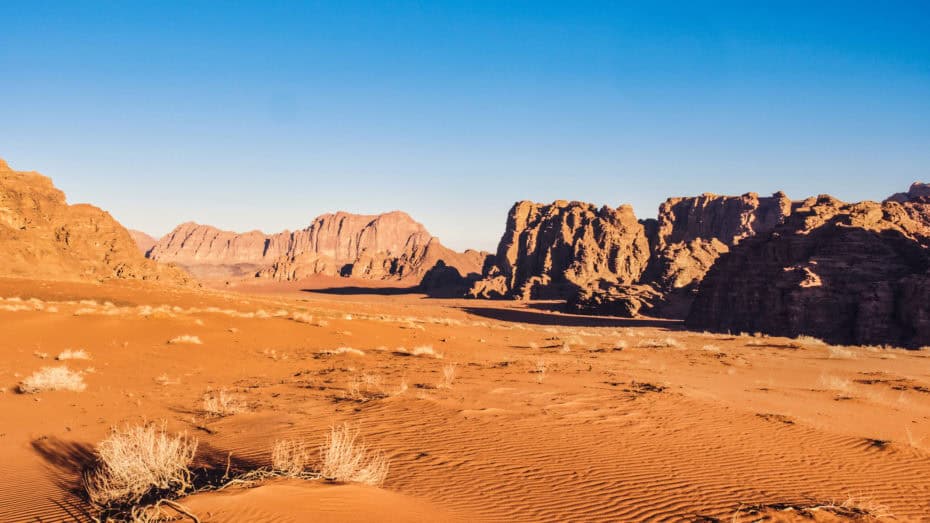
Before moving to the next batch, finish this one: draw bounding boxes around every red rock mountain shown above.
[128,229,157,255]
[468,200,652,299]
[687,193,930,347]
[149,211,486,283]
[471,194,792,316]
[0,158,190,284]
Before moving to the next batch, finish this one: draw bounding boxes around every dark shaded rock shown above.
[687,196,930,348]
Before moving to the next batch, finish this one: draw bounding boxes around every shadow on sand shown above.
[459,304,682,329]
[31,437,97,522]
[302,286,421,296]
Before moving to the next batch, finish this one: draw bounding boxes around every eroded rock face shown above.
[151,211,485,284]
[687,195,930,347]
[0,158,190,284]
[480,193,793,316]
[886,182,930,203]
[648,192,793,289]
[468,200,652,299]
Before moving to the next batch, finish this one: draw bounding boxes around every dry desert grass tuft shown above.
[56,348,91,360]
[637,337,681,349]
[322,347,366,357]
[272,439,315,478]
[411,345,444,359]
[202,389,246,417]
[167,335,202,345]
[18,365,86,393]
[439,363,457,388]
[83,422,197,513]
[320,424,389,486]
[271,424,389,486]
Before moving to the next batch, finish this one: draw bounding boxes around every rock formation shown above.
[150,211,485,284]
[886,182,930,203]
[128,229,157,255]
[648,192,793,289]
[0,158,190,284]
[468,200,652,299]
[687,194,930,347]
[474,193,793,317]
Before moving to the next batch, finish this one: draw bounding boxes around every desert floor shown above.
[2,276,930,522]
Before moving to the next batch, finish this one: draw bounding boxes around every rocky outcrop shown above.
[476,193,793,317]
[687,195,930,347]
[886,182,930,203]
[468,200,652,299]
[150,211,485,284]
[128,229,158,255]
[647,192,793,289]
[0,158,191,284]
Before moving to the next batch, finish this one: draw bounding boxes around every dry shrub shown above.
[819,374,853,392]
[202,389,245,417]
[84,422,197,510]
[411,345,443,359]
[794,335,826,347]
[154,374,179,386]
[272,439,314,477]
[19,366,86,393]
[291,311,314,323]
[532,359,549,384]
[439,363,457,388]
[57,348,91,360]
[167,335,202,345]
[637,337,680,349]
[827,346,856,359]
[323,347,366,356]
[320,424,389,486]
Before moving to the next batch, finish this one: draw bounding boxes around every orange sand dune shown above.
[183,480,468,522]
[1,277,929,522]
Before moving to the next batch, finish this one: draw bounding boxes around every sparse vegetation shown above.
[532,359,549,384]
[319,424,389,486]
[731,496,893,521]
[322,347,366,357]
[637,337,681,349]
[411,345,444,359]
[439,363,457,388]
[271,439,315,477]
[19,365,86,393]
[827,345,855,359]
[56,348,91,360]
[819,374,853,393]
[83,423,198,515]
[202,389,245,417]
[167,335,202,345]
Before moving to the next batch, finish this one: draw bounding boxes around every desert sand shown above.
[2,275,929,522]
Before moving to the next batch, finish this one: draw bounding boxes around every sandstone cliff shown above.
[474,194,793,317]
[150,211,485,283]
[687,195,930,347]
[648,192,792,289]
[468,200,652,299]
[0,158,190,284]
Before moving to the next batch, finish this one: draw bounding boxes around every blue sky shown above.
[1,1,928,251]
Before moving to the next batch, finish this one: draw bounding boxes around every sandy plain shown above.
[2,275,929,522]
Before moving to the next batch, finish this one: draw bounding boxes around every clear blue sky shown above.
[1,1,928,251]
